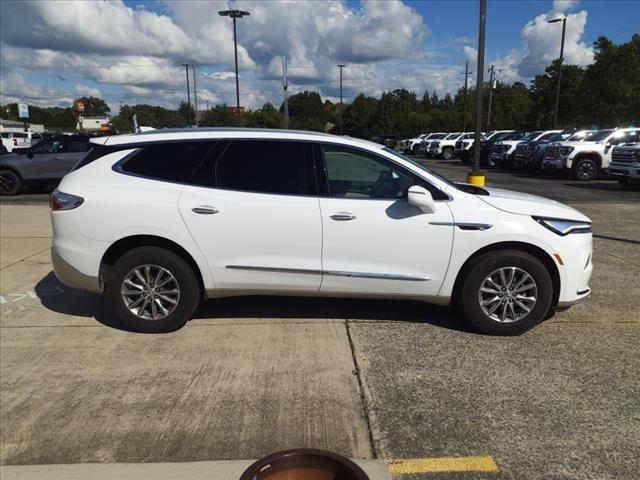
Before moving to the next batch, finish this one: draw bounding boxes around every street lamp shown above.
[548,16,566,129]
[218,9,250,113]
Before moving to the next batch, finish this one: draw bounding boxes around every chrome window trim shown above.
[225,265,430,282]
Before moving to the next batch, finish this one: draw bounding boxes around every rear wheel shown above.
[106,246,200,333]
[573,158,597,181]
[0,169,22,195]
[459,250,553,335]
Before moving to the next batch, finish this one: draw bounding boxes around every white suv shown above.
[51,128,593,335]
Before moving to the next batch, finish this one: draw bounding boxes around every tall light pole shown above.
[337,64,345,134]
[182,63,191,108]
[472,0,487,177]
[548,16,566,129]
[192,62,198,125]
[218,9,250,113]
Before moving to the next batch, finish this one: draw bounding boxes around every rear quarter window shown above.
[120,141,216,183]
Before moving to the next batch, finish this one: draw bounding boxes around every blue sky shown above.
[0,0,638,112]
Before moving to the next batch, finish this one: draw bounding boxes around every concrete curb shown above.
[0,459,391,480]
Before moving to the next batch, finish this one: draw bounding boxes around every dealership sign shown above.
[18,103,29,119]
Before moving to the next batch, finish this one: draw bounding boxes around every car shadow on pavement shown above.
[35,271,476,334]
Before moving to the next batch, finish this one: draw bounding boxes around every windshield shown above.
[508,131,528,141]
[584,129,614,141]
[537,131,560,142]
[489,131,514,141]
[444,133,462,140]
[567,131,591,141]
[522,131,543,141]
[429,133,447,140]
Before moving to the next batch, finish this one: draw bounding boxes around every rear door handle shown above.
[330,212,356,221]
[192,205,218,215]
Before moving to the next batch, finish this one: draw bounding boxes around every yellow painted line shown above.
[388,456,498,474]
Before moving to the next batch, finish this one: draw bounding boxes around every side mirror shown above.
[407,185,436,214]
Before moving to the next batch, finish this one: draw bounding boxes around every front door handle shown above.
[330,212,356,221]
[192,205,218,215]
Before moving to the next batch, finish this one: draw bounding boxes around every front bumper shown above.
[608,162,640,180]
[513,154,533,168]
[51,247,101,293]
[541,157,571,171]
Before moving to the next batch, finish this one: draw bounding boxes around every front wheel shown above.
[573,158,597,181]
[0,170,22,195]
[442,148,453,160]
[459,250,554,335]
[106,246,201,333]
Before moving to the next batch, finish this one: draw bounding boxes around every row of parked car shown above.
[400,127,640,188]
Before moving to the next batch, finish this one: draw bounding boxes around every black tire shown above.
[442,147,453,160]
[106,246,201,333]
[572,158,597,181]
[459,250,554,335]
[0,169,22,196]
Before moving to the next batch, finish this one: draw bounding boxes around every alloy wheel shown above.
[0,172,18,195]
[121,264,180,320]
[478,267,538,323]
[575,160,595,180]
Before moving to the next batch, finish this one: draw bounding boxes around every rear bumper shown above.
[51,247,101,293]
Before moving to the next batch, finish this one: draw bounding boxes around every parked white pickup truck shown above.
[608,143,640,189]
[542,128,640,180]
[429,132,463,159]
[400,133,428,154]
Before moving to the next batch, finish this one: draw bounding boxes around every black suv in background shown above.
[0,134,93,195]
[371,135,397,149]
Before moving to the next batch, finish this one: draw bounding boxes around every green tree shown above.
[582,35,640,126]
[76,96,110,116]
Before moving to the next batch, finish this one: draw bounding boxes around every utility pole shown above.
[337,64,346,134]
[182,63,191,108]
[283,57,289,129]
[486,64,495,130]
[462,60,471,132]
[472,0,487,175]
[548,16,567,128]
[192,62,198,126]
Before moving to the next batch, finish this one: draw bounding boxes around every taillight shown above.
[50,189,84,211]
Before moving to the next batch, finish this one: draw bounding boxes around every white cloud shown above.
[518,4,594,77]
[75,83,102,98]
[1,0,432,110]
[464,46,478,65]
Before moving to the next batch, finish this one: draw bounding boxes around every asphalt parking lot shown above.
[1,160,639,479]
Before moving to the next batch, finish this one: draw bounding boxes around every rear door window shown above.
[214,140,316,196]
[121,141,216,183]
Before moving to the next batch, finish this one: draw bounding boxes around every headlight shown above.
[560,146,574,156]
[532,216,592,236]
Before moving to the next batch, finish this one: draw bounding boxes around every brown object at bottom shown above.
[239,449,369,480]
[258,456,337,480]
